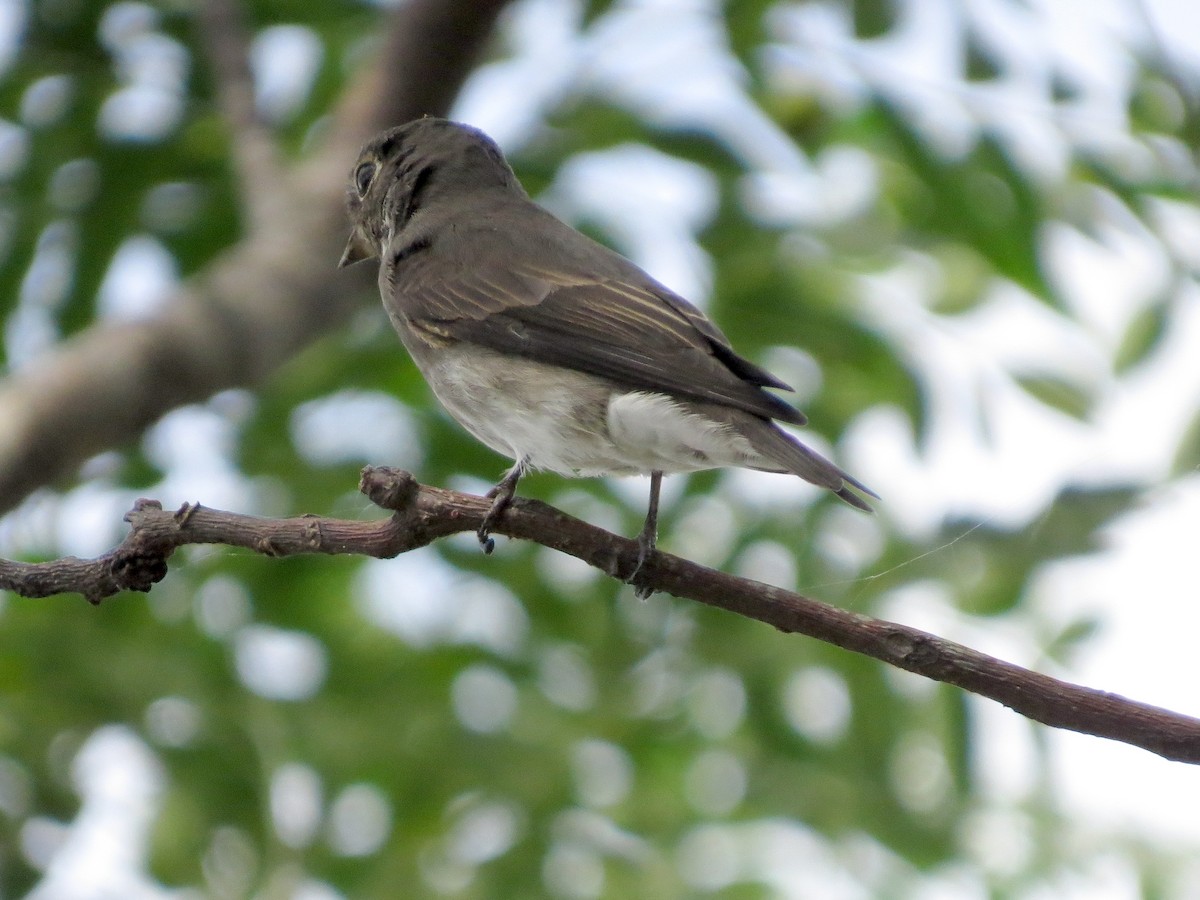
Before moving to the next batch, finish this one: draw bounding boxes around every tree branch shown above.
[196,0,284,233]
[0,0,514,514]
[371,0,514,133]
[5,466,1198,766]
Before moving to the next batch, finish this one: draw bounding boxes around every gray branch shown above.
[4,466,1199,766]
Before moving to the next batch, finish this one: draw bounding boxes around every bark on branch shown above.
[3,466,1198,766]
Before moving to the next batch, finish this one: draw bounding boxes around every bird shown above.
[339,117,875,596]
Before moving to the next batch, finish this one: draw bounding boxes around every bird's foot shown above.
[477,492,510,555]
[477,461,526,554]
[628,523,657,600]
[628,471,663,599]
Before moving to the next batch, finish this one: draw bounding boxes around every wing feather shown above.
[387,216,806,425]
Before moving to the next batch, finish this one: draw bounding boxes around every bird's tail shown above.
[747,422,877,512]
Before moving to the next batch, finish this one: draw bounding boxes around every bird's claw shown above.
[628,531,656,600]
[478,528,496,555]
[477,502,505,554]
[477,465,520,556]
[626,470,663,599]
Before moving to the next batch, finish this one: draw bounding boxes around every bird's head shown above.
[339,117,524,267]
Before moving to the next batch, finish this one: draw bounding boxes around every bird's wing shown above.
[394,252,807,426]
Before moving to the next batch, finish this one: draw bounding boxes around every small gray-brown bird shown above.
[340,118,875,595]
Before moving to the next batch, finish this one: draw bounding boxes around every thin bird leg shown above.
[478,457,528,554]
[629,470,663,599]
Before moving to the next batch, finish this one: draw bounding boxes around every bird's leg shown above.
[629,470,663,599]
[478,458,528,554]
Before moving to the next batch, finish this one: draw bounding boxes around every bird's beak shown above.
[338,232,374,268]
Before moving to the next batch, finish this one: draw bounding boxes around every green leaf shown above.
[1172,408,1200,477]
[1043,615,1104,666]
[1015,374,1093,420]
[1114,300,1169,373]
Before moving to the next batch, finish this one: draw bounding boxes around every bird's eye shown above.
[354,162,377,198]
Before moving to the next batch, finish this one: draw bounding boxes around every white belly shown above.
[421,346,770,477]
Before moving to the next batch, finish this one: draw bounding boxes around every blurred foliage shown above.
[0,0,1197,898]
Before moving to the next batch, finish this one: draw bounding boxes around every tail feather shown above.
[747,421,877,512]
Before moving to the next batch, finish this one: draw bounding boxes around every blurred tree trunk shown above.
[0,0,513,512]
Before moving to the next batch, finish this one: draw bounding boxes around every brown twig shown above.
[4,466,1199,766]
